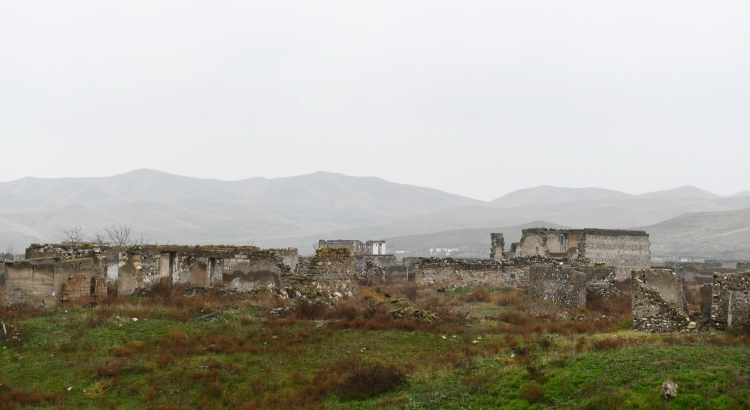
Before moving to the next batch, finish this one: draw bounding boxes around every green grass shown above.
[1,288,750,409]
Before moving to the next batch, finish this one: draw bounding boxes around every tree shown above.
[104,224,134,246]
[93,232,108,245]
[55,226,89,244]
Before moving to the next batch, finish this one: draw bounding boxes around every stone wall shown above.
[490,233,505,260]
[632,269,690,332]
[412,257,527,289]
[528,265,587,308]
[283,248,355,302]
[318,240,387,255]
[710,271,750,332]
[513,228,582,259]
[527,265,616,308]
[5,257,104,307]
[578,230,651,280]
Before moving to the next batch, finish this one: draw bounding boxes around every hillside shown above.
[643,207,750,259]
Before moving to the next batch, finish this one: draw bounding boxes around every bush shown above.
[519,382,543,403]
[459,288,491,303]
[290,300,327,320]
[338,362,407,399]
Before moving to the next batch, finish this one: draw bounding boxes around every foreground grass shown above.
[1,286,749,409]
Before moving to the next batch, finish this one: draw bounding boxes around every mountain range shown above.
[1,169,749,259]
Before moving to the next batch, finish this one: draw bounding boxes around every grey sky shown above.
[1,1,748,200]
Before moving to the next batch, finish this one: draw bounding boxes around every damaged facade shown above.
[710,271,750,332]
[493,228,650,280]
[4,244,301,307]
[632,269,691,332]
[528,264,616,308]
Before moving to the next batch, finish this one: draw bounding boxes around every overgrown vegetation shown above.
[1,282,749,409]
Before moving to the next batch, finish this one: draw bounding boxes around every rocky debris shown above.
[388,306,438,323]
[183,287,207,296]
[315,322,325,330]
[661,380,678,401]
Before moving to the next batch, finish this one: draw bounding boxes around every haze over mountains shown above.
[1,169,749,258]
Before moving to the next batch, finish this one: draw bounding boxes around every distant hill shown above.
[635,186,719,199]
[642,207,750,260]
[490,186,631,207]
[0,169,481,247]
[1,171,748,259]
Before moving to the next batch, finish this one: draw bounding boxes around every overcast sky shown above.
[1,1,748,200]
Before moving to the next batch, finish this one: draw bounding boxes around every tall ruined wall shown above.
[412,257,527,288]
[514,229,582,259]
[632,269,690,332]
[710,272,750,332]
[490,233,505,260]
[578,230,650,280]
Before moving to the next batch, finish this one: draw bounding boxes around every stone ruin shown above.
[409,257,526,289]
[528,264,616,309]
[710,271,750,332]
[632,269,691,332]
[3,243,357,307]
[630,268,750,333]
[495,228,651,280]
[4,257,108,308]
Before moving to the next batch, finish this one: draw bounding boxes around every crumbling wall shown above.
[283,248,355,302]
[490,233,504,260]
[528,265,616,308]
[413,258,524,288]
[578,230,650,280]
[354,255,397,272]
[528,265,587,308]
[710,272,750,332]
[514,229,582,258]
[221,250,287,292]
[632,269,690,332]
[5,257,103,307]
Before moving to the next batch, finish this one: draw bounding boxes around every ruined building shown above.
[631,269,691,332]
[4,243,308,307]
[710,271,750,331]
[528,264,616,309]
[318,239,397,277]
[492,228,650,279]
[318,239,387,255]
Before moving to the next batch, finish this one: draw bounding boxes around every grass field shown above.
[1,284,749,409]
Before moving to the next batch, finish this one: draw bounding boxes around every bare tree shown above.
[104,224,133,246]
[93,232,108,245]
[55,226,89,244]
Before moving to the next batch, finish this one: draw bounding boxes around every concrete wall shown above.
[632,269,690,332]
[710,272,750,331]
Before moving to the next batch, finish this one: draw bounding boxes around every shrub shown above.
[290,300,327,320]
[459,288,491,303]
[403,284,419,301]
[338,362,407,399]
[519,382,543,403]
